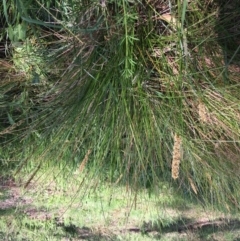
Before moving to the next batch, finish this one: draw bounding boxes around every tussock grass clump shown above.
[0,0,240,211]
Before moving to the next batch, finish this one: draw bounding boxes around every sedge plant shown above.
[0,0,240,212]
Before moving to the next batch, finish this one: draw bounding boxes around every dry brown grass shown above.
[198,101,209,124]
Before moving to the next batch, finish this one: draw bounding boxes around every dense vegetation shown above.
[0,0,240,211]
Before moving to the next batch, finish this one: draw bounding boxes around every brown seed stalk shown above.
[79,149,91,172]
[171,133,182,180]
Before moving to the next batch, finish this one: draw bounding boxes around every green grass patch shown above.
[1,172,240,240]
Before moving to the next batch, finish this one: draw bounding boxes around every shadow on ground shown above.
[139,217,240,240]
